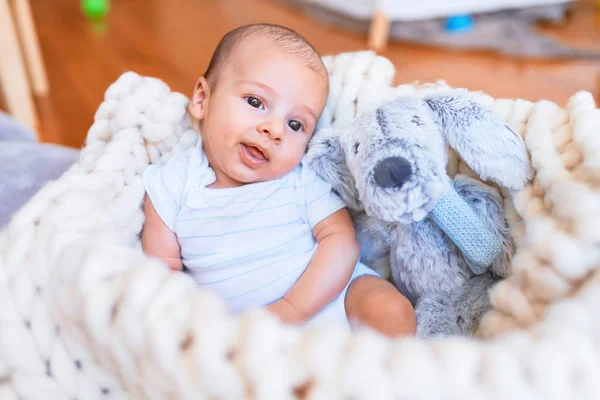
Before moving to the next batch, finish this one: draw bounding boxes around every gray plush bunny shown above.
[304,90,532,337]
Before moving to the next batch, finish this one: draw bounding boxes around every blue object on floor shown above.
[445,15,474,33]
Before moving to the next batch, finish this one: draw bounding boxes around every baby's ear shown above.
[425,91,532,191]
[188,77,210,120]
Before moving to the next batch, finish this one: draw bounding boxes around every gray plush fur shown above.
[425,94,531,191]
[304,91,530,337]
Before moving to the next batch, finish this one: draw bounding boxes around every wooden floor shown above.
[9,0,600,147]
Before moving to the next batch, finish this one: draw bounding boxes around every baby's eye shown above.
[246,96,263,109]
[288,120,302,132]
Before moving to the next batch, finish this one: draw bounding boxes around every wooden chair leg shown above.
[368,9,390,52]
[0,0,38,129]
[13,0,49,96]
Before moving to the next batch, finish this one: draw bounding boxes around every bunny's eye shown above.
[353,142,360,155]
[411,115,423,126]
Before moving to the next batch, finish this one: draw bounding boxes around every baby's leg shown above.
[345,276,416,338]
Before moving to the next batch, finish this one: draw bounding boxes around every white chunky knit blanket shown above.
[1,50,599,399]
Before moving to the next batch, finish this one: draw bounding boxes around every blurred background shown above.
[1,0,600,148]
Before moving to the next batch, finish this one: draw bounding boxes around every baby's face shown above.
[191,37,329,188]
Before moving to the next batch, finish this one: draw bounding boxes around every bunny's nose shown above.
[373,157,412,189]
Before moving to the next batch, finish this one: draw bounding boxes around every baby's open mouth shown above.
[240,143,268,166]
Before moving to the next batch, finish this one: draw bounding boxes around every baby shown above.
[141,23,416,337]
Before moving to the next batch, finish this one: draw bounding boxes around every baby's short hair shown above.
[203,23,327,88]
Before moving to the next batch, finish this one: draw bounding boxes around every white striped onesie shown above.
[142,142,376,327]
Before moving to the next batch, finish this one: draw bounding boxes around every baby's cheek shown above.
[274,154,301,177]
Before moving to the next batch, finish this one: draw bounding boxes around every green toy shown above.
[81,0,110,21]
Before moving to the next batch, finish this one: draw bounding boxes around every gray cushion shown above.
[0,111,36,142]
[0,115,79,228]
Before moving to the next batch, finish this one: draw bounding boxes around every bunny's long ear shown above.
[304,127,344,182]
[425,91,532,191]
[303,127,360,210]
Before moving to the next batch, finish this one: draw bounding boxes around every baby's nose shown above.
[258,121,283,141]
[373,157,412,189]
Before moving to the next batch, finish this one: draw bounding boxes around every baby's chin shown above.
[229,163,293,185]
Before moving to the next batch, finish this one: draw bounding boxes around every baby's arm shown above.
[141,194,183,271]
[267,208,359,324]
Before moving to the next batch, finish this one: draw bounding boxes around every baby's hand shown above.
[265,297,307,325]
